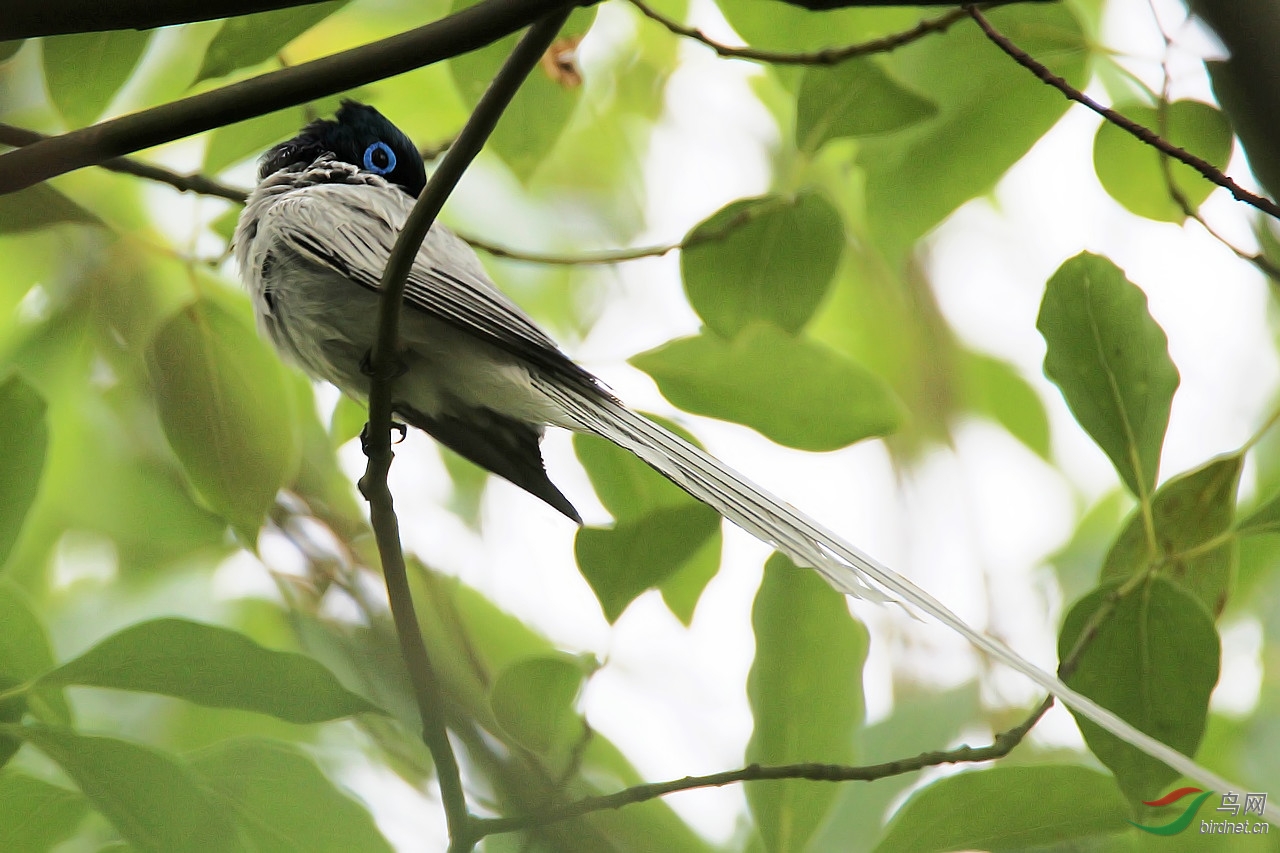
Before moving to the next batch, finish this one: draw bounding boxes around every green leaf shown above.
[0,184,101,234]
[40,618,381,723]
[147,296,299,536]
[1058,578,1219,803]
[204,107,305,175]
[0,376,48,566]
[42,30,152,126]
[961,350,1051,460]
[576,504,721,623]
[747,554,868,853]
[449,5,594,181]
[796,59,936,154]
[490,655,589,755]
[1237,487,1280,537]
[682,194,844,337]
[0,771,89,852]
[14,727,236,853]
[861,4,1087,255]
[190,738,393,853]
[1094,101,1233,223]
[196,2,346,82]
[873,765,1130,852]
[1102,455,1241,615]
[1037,253,1179,499]
[0,581,69,726]
[574,416,705,522]
[632,324,903,452]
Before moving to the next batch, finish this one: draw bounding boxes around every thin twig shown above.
[965,5,1280,221]
[472,697,1052,837]
[628,0,969,66]
[0,0,587,194]
[356,9,573,852]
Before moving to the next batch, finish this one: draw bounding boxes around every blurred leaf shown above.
[576,504,720,623]
[1058,578,1219,803]
[0,771,88,852]
[632,324,903,451]
[861,4,1087,255]
[1037,253,1179,500]
[682,194,844,337]
[1102,454,1241,615]
[146,296,299,537]
[873,765,1129,852]
[0,185,101,234]
[1094,101,1233,223]
[190,737,393,852]
[796,59,936,154]
[0,41,23,62]
[748,554,868,853]
[490,655,588,755]
[0,375,47,566]
[209,207,241,245]
[1237,485,1280,536]
[450,5,594,181]
[961,350,1050,460]
[1047,490,1131,606]
[42,31,152,126]
[204,107,306,175]
[0,582,68,726]
[439,445,490,526]
[197,2,346,82]
[15,727,236,853]
[41,618,381,723]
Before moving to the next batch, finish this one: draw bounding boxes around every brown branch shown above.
[470,697,1052,838]
[0,0,331,38]
[627,0,970,66]
[0,0,589,195]
[965,5,1280,222]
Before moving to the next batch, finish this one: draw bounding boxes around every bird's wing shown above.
[258,180,600,391]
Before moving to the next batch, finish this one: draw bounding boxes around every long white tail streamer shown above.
[538,379,1279,825]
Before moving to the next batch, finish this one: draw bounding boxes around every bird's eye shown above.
[362,141,397,175]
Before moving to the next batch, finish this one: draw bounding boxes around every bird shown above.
[235,100,1237,797]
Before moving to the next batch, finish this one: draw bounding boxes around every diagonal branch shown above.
[0,0,590,195]
[965,5,1280,222]
[628,0,969,65]
[1,0,330,39]
[355,8,573,852]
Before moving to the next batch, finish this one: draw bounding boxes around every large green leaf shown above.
[961,350,1051,460]
[1058,578,1219,803]
[1094,101,1233,223]
[1102,454,1241,615]
[0,185,101,234]
[0,582,69,727]
[146,296,299,536]
[574,420,723,624]
[13,727,236,853]
[873,765,1130,852]
[1037,253,1179,500]
[860,4,1087,255]
[449,5,595,181]
[490,655,589,757]
[632,324,903,451]
[575,504,720,623]
[0,771,89,852]
[40,618,381,723]
[0,376,47,566]
[196,2,346,83]
[190,738,392,853]
[796,60,936,154]
[747,554,868,853]
[42,30,152,126]
[681,194,844,338]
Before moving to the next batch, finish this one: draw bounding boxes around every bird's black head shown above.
[258,100,427,197]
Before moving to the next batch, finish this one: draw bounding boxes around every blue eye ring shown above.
[363,141,396,175]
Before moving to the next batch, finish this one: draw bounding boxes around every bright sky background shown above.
[189,0,1278,847]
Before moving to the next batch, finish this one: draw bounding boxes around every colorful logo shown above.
[1128,787,1215,836]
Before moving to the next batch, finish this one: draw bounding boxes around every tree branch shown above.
[628,0,970,66]
[0,0,333,39]
[0,0,590,195]
[355,9,573,852]
[965,5,1280,222]
[471,697,1052,838]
